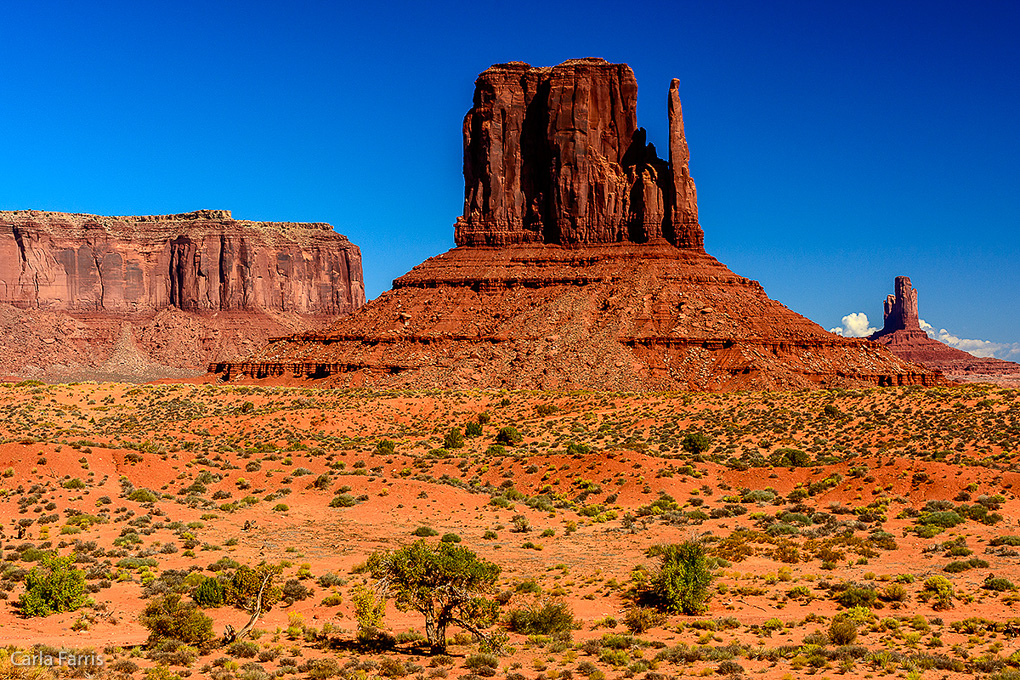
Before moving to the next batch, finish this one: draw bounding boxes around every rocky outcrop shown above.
[210,59,943,391]
[0,210,364,314]
[0,210,364,380]
[869,276,1020,379]
[455,59,703,249]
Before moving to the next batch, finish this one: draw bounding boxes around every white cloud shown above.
[918,318,1020,360]
[830,312,877,338]
[829,313,1019,360]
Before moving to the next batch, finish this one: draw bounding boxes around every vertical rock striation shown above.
[0,210,365,315]
[455,58,703,249]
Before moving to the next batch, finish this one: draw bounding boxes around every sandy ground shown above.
[0,381,1017,678]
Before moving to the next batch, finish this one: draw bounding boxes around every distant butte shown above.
[0,210,364,380]
[869,276,1020,379]
[210,58,943,391]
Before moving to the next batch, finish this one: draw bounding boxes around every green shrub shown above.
[495,427,523,446]
[193,576,224,607]
[505,601,575,634]
[227,640,258,658]
[771,448,811,467]
[63,478,86,490]
[990,536,1020,547]
[330,493,357,508]
[828,618,858,645]
[650,541,711,614]
[412,526,439,537]
[465,421,483,437]
[682,432,712,454]
[128,489,159,503]
[444,428,465,449]
[141,594,215,645]
[623,607,666,633]
[375,440,396,455]
[920,576,955,610]
[464,654,498,671]
[440,533,461,544]
[918,511,965,529]
[982,576,1015,592]
[834,586,877,609]
[19,553,88,617]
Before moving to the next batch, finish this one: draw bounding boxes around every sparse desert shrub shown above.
[20,553,88,617]
[983,576,1015,592]
[920,576,955,610]
[441,533,461,544]
[506,600,574,635]
[771,448,811,467]
[444,428,465,450]
[511,515,531,533]
[410,526,438,538]
[829,618,858,645]
[623,607,666,633]
[834,586,877,609]
[128,488,158,503]
[282,578,314,605]
[227,640,258,658]
[495,427,522,446]
[650,541,711,614]
[193,576,224,607]
[682,432,712,454]
[330,493,357,508]
[141,594,214,645]
[880,583,908,603]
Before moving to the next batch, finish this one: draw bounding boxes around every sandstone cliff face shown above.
[0,210,365,380]
[455,58,703,249]
[211,59,942,392]
[0,210,365,315]
[869,276,1020,379]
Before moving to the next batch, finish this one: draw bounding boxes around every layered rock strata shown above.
[210,59,943,391]
[0,210,364,314]
[869,276,1020,378]
[0,210,364,380]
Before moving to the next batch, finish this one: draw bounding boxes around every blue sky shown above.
[2,1,1017,358]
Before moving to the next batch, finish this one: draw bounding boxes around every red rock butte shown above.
[869,276,1020,379]
[210,58,944,391]
[0,210,364,380]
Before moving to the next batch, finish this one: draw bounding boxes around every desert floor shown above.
[0,380,1018,679]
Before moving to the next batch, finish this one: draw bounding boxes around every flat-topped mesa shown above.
[0,210,365,315]
[877,275,921,336]
[455,58,704,250]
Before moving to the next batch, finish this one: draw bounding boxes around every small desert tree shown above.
[650,541,712,615]
[20,553,88,617]
[367,540,501,653]
[222,563,283,642]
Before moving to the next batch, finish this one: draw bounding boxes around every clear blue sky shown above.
[2,1,1017,358]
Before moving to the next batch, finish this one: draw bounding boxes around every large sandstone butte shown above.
[0,210,364,381]
[211,58,943,391]
[869,276,1020,379]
